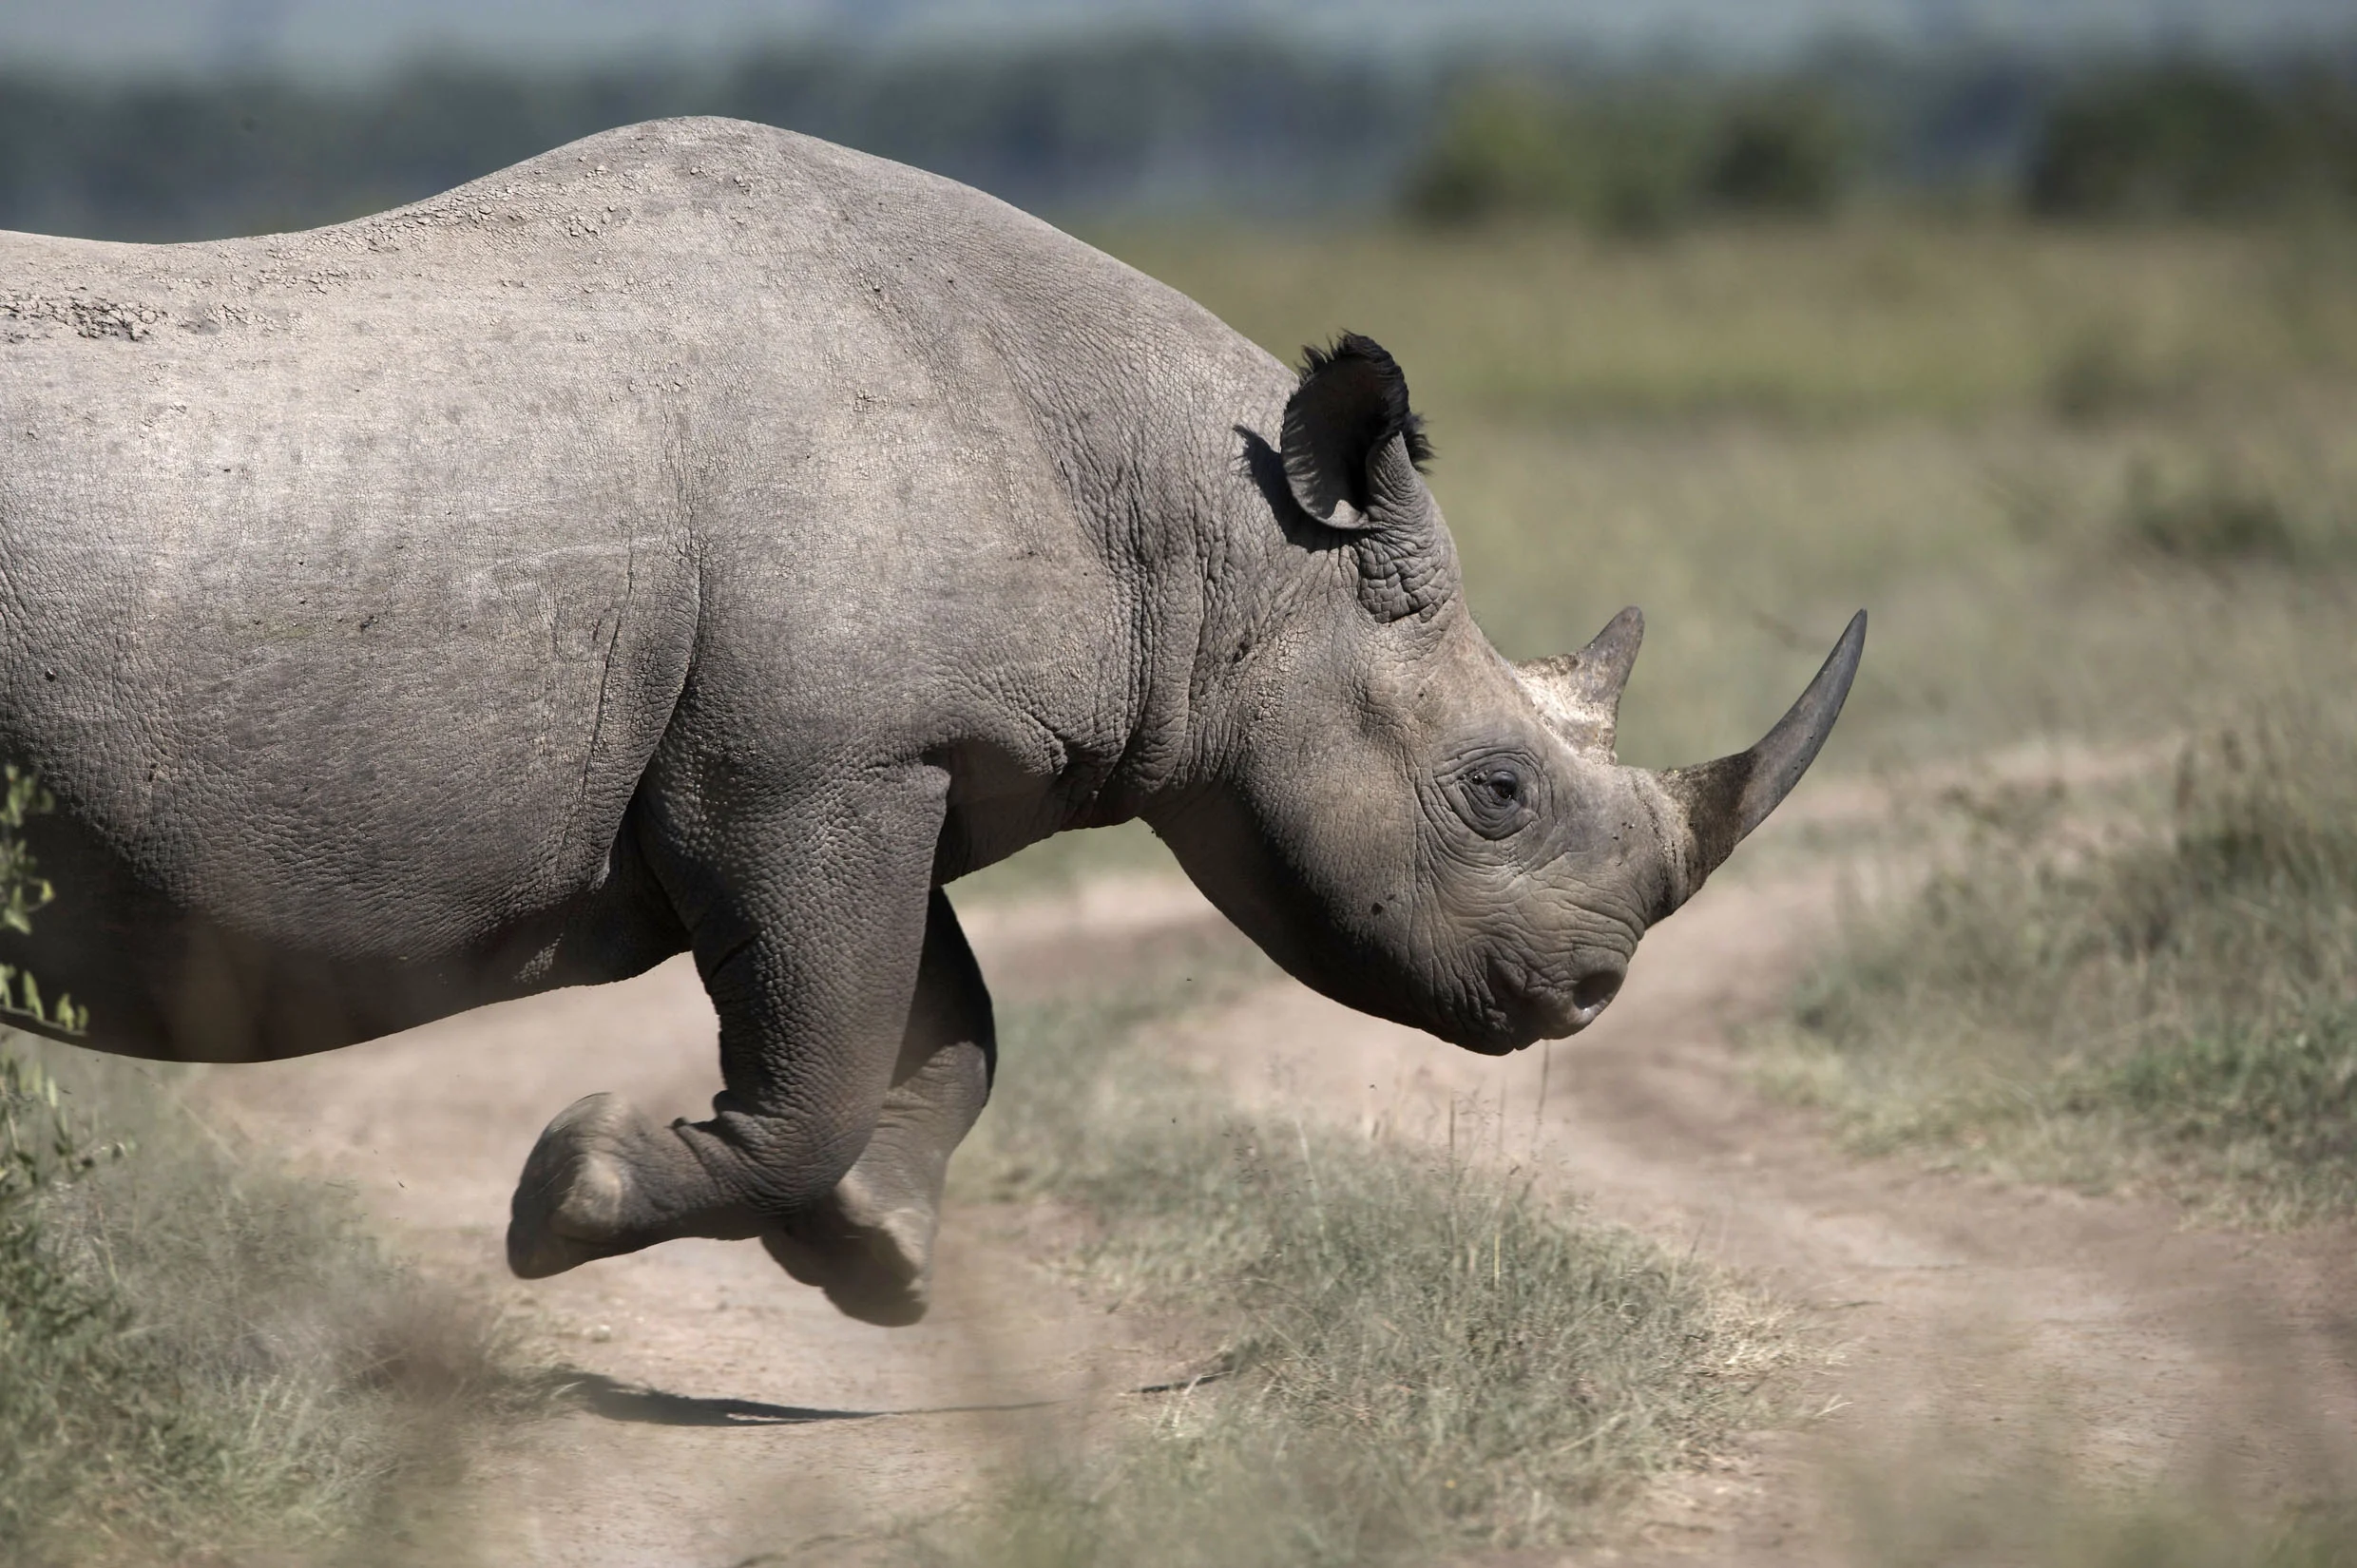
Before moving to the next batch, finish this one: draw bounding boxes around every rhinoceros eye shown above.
[1454,757,1536,839]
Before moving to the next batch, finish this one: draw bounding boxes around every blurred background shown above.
[6,0,2357,238]
[5,0,2354,775]
[7,10,2357,1563]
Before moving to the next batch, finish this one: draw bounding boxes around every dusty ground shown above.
[202,778,2357,1566]
[207,885,1217,1568]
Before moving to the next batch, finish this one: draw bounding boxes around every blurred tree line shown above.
[1408,55,2357,228]
[2026,62,2357,219]
[1401,81,1854,231]
[0,38,1407,239]
[0,36,2353,240]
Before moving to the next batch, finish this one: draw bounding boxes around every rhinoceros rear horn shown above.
[1654,611,1867,891]
[1516,606,1645,757]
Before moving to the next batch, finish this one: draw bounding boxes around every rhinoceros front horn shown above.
[1653,610,1868,894]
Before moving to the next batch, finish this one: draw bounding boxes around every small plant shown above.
[2046,329,2162,422]
[2118,458,2303,564]
[0,766,84,1037]
[0,1052,125,1360]
[0,765,53,934]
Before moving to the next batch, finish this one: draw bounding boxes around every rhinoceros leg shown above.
[507,864,993,1327]
[506,1091,757,1278]
[759,889,993,1325]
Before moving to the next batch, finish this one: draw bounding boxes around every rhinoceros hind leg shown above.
[507,1092,751,1278]
[761,1173,935,1327]
[761,1035,991,1323]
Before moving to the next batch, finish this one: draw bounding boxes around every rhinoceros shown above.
[0,118,1861,1324]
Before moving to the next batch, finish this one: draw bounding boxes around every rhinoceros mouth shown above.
[1453,954,1622,1054]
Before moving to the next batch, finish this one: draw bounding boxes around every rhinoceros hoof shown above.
[508,1093,661,1279]
[761,1180,935,1328]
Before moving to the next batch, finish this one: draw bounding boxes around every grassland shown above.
[1757,698,2357,1225]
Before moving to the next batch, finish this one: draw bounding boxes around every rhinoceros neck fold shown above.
[953,281,1305,832]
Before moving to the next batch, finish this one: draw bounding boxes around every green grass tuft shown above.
[2087,1004,2357,1208]
[2114,456,2357,564]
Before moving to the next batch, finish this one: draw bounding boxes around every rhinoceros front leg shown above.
[506,889,992,1325]
[506,772,959,1317]
[759,889,992,1324]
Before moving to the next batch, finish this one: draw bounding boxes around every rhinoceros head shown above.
[1157,335,1865,1054]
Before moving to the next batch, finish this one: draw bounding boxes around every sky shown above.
[2,0,2351,80]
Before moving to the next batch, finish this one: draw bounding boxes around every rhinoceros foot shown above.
[508,1093,940,1322]
[508,1092,703,1278]
[761,1169,937,1328]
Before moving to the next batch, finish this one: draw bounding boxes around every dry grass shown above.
[1076,219,2357,774]
[1832,1417,2357,1568]
[1091,218,2357,425]
[1759,703,2357,1223]
[890,949,1795,1566]
[0,1040,531,1567]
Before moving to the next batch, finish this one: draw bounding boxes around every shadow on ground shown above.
[556,1370,1074,1429]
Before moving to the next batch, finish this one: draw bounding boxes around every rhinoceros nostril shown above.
[1571,966,1624,1017]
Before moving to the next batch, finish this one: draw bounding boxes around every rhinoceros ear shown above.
[1281,334,1452,620]
[1281,334,1433,527]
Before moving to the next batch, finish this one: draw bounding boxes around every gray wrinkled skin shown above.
[0,120,1861,1325]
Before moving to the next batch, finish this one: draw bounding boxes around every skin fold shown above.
[0,119,1861,1324]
